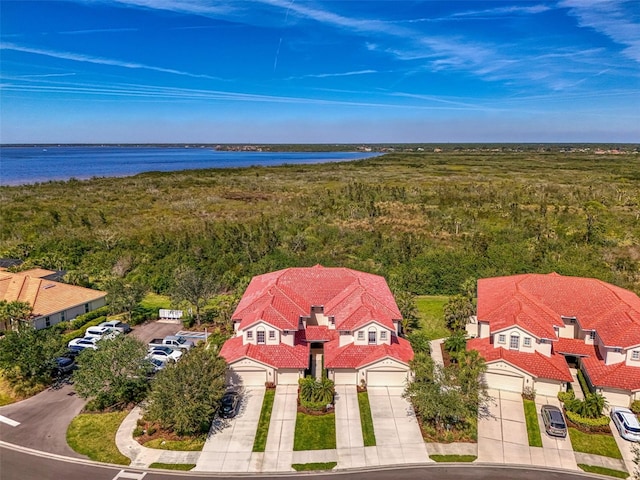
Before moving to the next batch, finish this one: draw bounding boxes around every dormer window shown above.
[257,329,266,344]
[381,331,387,341]
[357,331,364,340]
[589,331,596,340]
[269,330,276,340]
[368,330,376,345]
[247,331,253,339]
[509,334,519,350]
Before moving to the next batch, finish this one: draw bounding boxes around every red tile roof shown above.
[233,265,401,332]
[478,273,640,348]
[582,355,640,391]
[298,326,337,342]
[325,335,414,369]
[220,335,309,369]
[553,338,598,357]
[467,337,572,382]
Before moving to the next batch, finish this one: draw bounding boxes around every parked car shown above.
[148,335,194,351]
[85,326,119,340]
[67,336,99,351]
[99,320,131,334]
[148,345,182,362]
[220,391,240,418]
[611,407,640,442]
[541,404,567,437]
[53,356,76,375]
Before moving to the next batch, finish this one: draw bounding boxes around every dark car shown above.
[541,404,567,438]
[220,392,240,418]
[54,356,76,375]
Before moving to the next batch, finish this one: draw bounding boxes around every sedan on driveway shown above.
[148,346,182,362]
[220,391,240,418]
[541,404,567,438]
[611,407,640,442]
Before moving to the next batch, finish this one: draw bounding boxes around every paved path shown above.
[193,387,265,472]
[367,386,431,465]
[256,384,297,472]
[429,338,445,368]
[335,385,366,468]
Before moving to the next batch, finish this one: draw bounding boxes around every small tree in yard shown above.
[171,266,217,326]
[145,344,227,436]
[444,330,467,361]
[72,335,151,410]
[0,300,32,330]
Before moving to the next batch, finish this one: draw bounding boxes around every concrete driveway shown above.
[609,413,638,475]
[367,386,430,465]
[534,395,578,470]
[0,381,87,458]
[478,389,530,464]
[334,385,366,468]
[193,387,265,472]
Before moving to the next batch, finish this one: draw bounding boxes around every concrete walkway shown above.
[115,406,201,468]
[193,387,265,472]
[568,369,584,400]
[429,338,445,368]
[256,384,297,472]
[367,386,431,465]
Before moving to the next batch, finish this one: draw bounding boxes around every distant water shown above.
[0,146,380,186]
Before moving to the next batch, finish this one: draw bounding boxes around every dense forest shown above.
[2,150,639,297]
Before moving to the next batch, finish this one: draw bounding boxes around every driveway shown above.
[367,386,430,465]
[257,384,298,472]
[609,413,638,475]
[334,385,365,468]
[193,387,265,472]
[478,389,530,464]
[131,320,181,345]
[534,395,578,470]
[0,381,87,458]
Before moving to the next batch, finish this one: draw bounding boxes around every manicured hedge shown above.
[565,410,610,428]
[61,316,107,344]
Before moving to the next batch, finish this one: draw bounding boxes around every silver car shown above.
[611,407,640,442]
[541,404,567,438]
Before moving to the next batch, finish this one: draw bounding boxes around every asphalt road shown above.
[0,443,601,480]
[0,381,87,458]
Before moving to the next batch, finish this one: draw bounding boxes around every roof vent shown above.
[43,284,56,289]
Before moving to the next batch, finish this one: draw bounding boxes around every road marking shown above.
[112,470,146,480]
[0,415,20,427]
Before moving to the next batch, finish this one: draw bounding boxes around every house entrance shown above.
[309,342,325,380]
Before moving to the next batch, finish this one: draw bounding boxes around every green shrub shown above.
[565,410,610,428]
[70,307,110,330]
[522,387,536,401]
[577,369,591,396]
[61,317,106,344]
[146,426,157,436]
[558,390,575,403]
[630,400,640,415]
[133,426,144,437]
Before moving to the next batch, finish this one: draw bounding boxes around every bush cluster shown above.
[558,390,575,403]
[630,400,640,415]
[565,410,610,430]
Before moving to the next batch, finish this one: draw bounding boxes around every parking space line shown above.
[0,415,20,427]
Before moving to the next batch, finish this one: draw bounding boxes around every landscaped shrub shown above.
[558,390,575,403]
[298,376,335,412]
[522,386,536,401]
[70,306,110,330]
[61,317,107,344]
[577,369,591,396]
[630,400,640,415]
[565,410,611,432]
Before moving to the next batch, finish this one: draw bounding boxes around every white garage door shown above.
[484,372,523,393]
[602,389,631,408]
[334,370,357,385]
[534,380,562,397]
[367,370,408,387]
[233,370,267,387]
[277,370,300,385]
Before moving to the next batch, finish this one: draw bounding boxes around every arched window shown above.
[368,328,376,345]
[509,333,520,350]
[257,327,266,344]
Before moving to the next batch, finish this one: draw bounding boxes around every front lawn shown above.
[292,462,337,471]
[253,388,275,452]
[67,411,131,465]
[143,437,205,451]
[523,400,542,447]
[149,463,196,471]
[293,412,336,451]
[357,391,376,446]
[568,428,622,459]
[415,295,449,339]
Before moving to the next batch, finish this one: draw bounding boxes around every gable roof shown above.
[324,335,413,369]
[468,337,572,382]
[478,273,640,348]
[582,355,640,392]
[0,271,106,318]
[233,265,401,332]
[220,335,309,369]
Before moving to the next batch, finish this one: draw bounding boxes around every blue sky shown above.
[1,0,639,143]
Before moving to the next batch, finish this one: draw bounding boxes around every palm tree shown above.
[580,393,607,419]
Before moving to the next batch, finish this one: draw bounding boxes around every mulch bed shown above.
[134,419,197,445]
[440,342,454,366]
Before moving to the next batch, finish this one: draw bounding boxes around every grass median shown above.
[253,388,275,452]
[358,391,376,446]
[523,399,542,447]
[67,411,131,465]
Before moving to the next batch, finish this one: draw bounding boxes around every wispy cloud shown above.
[0,42,222,80]
[287,69,378,80]
[451,4,551,18]
[16,72,77,78]
[561,0,640,63]
[58,27,138,35]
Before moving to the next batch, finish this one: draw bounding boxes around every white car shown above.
[85,326,119,340]
[99,320,131,334]
[68,336,99,351]
[148,346,182,362]
[611,407,640,442]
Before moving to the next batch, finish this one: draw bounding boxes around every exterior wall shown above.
[625,347,640,366]
[339,331,354,347]
[243,321,280,346]
[277,369,302,385]
[353,322,392,346]
[479,321,491,339]
[465,316,479,338]
[484,361,535,393]
[492,327,541,355]
[32,297,107,330]
[558,317,577,339]
[604,348,626,366]
[534,379,564,396]
[281,330,295,347]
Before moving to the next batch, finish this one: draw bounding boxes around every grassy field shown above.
[253,388,275,452]
[568,428,623,459]
[66,411,131,465]
[358,391,376,446]
[415,295,449,339]
[523,400,543,447]
[140,293,171,311]
[293,412,336,451]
